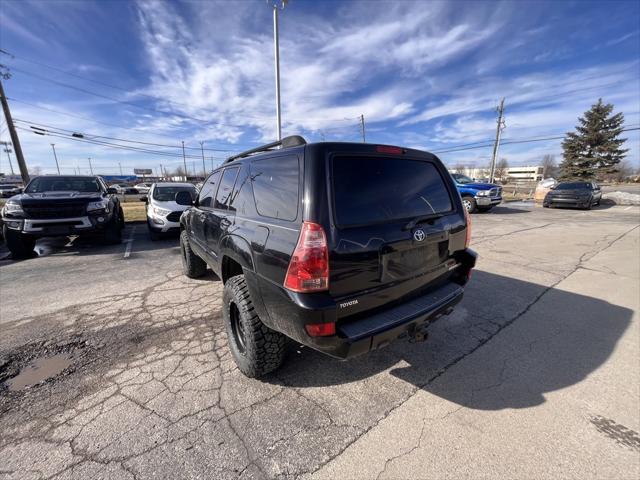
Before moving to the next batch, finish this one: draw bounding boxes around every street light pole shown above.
[50,143,60,174]
[181,141,188,182]
[199,141,206,175]
[272,2,284,141]
[88,157,93,175]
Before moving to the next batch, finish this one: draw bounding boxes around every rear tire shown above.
[180,230,207,278]
[3,226,36,258]
[223,275,286,378]
[462,196,477,213]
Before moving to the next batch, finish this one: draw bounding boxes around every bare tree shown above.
[541,154,558,178]
[494,158,509,182]
[31,166,43,176]
[453,162,466,174]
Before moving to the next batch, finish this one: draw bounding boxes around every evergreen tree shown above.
[559,99,628,180]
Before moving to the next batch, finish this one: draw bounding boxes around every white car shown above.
[135,183,152,194]
[108,184,129,194]
[145,182,196,240]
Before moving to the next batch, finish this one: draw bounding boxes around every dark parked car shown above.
[1,175,124,257]
[543,181,602,209]
[0,184,22,198]
[177,136,476,377]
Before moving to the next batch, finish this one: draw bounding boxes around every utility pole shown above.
[359,114,366,143]
[272,1,286,141]
[489,98,506,184]
[50,143,60,174]
[210,156,214,172]
[1,141,14,175]
[181,140,188,182]
[199,141,206,174]
[159,164,163,180]
[88,157,94,175]
[118,162,123,176]
[0,79,29,183]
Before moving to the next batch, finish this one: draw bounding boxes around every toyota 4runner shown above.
[177,137,476,377]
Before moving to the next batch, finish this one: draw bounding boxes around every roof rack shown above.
[224,135,307,164]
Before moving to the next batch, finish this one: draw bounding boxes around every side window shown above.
[250,155,299,221]
[214,168,239,210]
[228,166,250,214]
[199,171,221,208]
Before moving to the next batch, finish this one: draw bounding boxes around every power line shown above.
[15,126,231,160]
[433,126,640,154]
[10,66,254,129]
[14,118,242,152]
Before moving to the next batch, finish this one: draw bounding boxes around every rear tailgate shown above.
[328,153,463,317]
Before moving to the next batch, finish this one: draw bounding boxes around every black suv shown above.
[177,137,476,377]
[1,175,124,257]
[543,181,602,209]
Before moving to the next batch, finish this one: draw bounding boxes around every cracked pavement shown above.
[1,203,639,479]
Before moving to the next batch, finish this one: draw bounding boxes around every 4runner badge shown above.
[413,229,426,242]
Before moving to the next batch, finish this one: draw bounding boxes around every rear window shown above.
[250,156,299,221]
[332,156,453,227]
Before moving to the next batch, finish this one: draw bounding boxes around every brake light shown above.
[376,145,403,155]
[284,221,329,292]
[464,208,472,247]
[305,322,336,337]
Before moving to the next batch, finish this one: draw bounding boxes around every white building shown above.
[449,165,543,182]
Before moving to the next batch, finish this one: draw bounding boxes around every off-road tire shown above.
[223,274,286,378]
[462,196,477,213]
[3,226,36,258]
[180,230,207,278]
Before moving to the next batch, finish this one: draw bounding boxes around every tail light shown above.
[305,322,336,337]
[464,208,472,247]
[284,221,329,292]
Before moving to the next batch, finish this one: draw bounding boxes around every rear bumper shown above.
[252,248,477,359]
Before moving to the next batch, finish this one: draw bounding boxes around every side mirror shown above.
[107,187,117,194]
[140,196,148,203]
[175,191,194,206]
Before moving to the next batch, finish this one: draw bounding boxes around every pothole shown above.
[1,338,91,393]
[5,354,73,391]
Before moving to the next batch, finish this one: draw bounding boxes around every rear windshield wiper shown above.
[402,213,444,231]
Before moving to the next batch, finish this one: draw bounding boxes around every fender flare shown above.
[219,233,255,273]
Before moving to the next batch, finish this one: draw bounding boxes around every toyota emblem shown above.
[413,229,426,242]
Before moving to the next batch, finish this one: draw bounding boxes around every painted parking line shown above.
[624,206,633,211]
[123,226,137,259]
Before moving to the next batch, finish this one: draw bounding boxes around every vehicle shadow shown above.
[487,204,532,214]
[0,224,178,263]
[271,270,632,411]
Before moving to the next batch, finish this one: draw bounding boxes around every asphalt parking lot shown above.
[1,202,639,479]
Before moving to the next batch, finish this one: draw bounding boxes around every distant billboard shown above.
[134,168,153,175]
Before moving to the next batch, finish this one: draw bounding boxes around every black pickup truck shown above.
[177,136,476,378]
[1,175,124,257]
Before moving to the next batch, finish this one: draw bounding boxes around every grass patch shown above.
[122,203,147,223]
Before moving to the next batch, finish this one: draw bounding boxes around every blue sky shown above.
[0,0,638,176]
